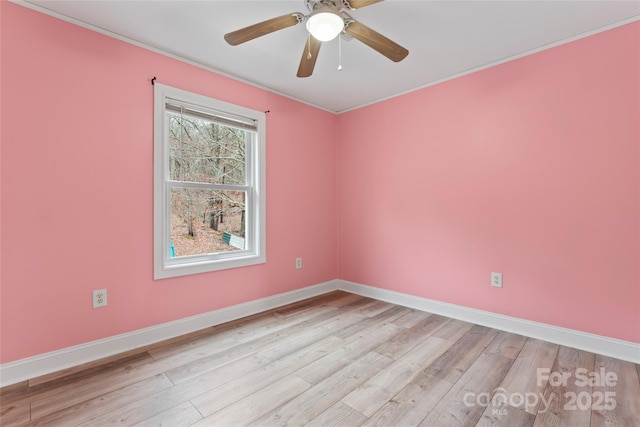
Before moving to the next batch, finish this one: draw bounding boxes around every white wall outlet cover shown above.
[491,272,503,288]
[93,289,108,308]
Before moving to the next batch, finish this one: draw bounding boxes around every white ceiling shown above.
[17,0,640,113]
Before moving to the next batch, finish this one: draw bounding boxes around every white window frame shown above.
[154,83,266,279]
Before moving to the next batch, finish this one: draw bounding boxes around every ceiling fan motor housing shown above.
[306,0,343,13]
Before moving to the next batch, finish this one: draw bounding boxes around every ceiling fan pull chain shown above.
[338,34,343,71]
[307,34,312,59]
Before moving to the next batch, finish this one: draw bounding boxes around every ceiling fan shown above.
[224,0,409,78]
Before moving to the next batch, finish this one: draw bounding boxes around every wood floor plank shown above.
[360,326,498,426]
[188,304,398,415]
[251,351,393,426]
[147,298,345,375]
[3,352,148,407]
[273,291,359,314]
[432,318,475,342]
[74,387,185,427]
[362,373,453,426]
[333,305,411,339]
[590,354,640,427]
[190,335,344,417]
[476,403,536,427]
[294,322,404,385]
[2,292,638,427]
[341,335,453,417]
[483,330,528,359]
[163,305,354,384]
[75,351,272,426]
[305,401,368,427]
[149,304,337,365]
[147,309,288,360]
[391,308,433,328]
[0,381,29,396]
[375,314,449,360]
[23,373,174,427]
[493,338,559,415]
[131,402,203,427]
[355,299,397,317]
[192,375,311,426]
[256,308,370,361]
[0,398,30,426]
[532,346,595,427]
[27,346,161,388]
[318,291,369,308]
[424,325,498,384]
[29,352,162,420]
[165,350,272,385]
[418,333,528,426]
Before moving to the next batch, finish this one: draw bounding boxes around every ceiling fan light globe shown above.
[306,11,344,41]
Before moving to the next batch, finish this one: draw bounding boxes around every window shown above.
[154,83,265,279]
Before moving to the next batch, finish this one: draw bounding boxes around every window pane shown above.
[168,112,246,185]
[170,188,246,257]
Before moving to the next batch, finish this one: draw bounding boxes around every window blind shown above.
[165,98,258,132]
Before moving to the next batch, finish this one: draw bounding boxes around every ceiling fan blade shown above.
[297,36,322,78]
[345,0,384,9]
[224,14,301,46]
[344,20,408,62]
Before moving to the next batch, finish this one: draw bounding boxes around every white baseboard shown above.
[0,280,339,388]
[336,280,640,364]
[2,279,637,388]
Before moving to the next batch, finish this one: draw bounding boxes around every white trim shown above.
[2,279,638,387]
[153,83,266,279]
[336,280,640,364]
[0,280,339,388]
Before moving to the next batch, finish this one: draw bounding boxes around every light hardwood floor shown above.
[1,291,639,426]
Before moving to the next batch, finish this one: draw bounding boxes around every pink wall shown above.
[0,3,337,363]
[337,22,639,343]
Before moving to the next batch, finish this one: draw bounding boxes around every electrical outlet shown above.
[295,257,302,269]
[93,289,107,308]
[491,272,503,288]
